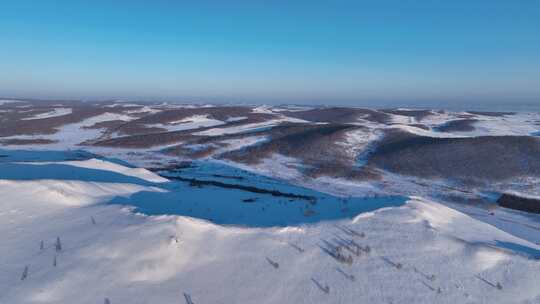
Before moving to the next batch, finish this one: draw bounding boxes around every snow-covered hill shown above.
[1,155,539,304]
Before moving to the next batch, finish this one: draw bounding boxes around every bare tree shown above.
[420,280,441,293]
[183,293,194,304]
[413,267,435,281]
[311,278,330,294]
[381,257,402,269]
[266,257,279,269]
[287,242,305,253]
[55,237,62,252]
[336,267,355,281]
[21,266,28,281]
[475,275,503,290]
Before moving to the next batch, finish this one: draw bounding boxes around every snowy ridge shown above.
[21,108,73,120]
[21,158,169,183]
[146,114,225,132]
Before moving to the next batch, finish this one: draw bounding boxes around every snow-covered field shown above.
[1,102,540,303]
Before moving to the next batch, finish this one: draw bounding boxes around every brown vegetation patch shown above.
[220,123,379,180]
[114,124,168,136]
[165,144,222,159]
[387,123,430,130]
[0,104,137,137]
[82,120,127,130]
[0,138,58,145]
[467,111,515,117]
[91,116,276,148]
[90,130,198,148]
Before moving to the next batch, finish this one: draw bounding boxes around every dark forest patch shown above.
[435,119,478,132]
[368,130,540,182]
[497,193,540,214]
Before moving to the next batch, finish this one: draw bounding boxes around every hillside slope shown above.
[1,157,539,304]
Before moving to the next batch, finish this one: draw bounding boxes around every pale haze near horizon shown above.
[0,1,539,110]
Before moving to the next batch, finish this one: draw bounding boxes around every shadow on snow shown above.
[109,161,407,227]
[0,149,408,228]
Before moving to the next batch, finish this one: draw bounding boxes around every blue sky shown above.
[0,0,539,106]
